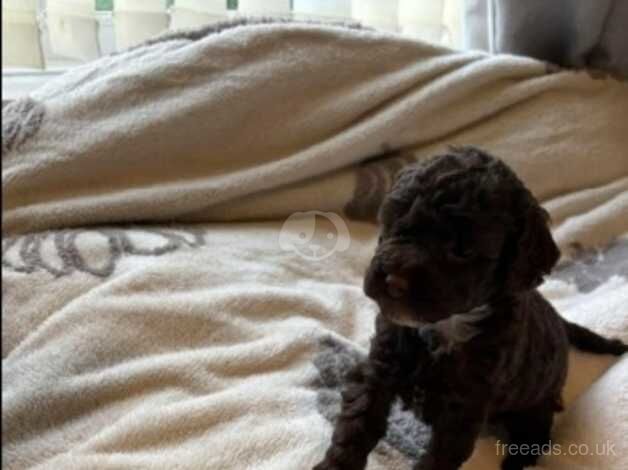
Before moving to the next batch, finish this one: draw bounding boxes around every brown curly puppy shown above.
[314,147,627,470]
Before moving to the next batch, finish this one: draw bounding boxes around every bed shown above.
[3,19,627,470]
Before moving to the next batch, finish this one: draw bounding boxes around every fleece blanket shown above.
[2,19,628,470]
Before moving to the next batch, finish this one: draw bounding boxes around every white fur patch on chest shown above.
[420,305,492,356]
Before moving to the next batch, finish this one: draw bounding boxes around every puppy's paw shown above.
[313,454,366,470]
[500,455,530,470]
[312,460,343,470]
[609,338,628,355]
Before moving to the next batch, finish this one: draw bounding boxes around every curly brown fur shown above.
[314,147,627,470]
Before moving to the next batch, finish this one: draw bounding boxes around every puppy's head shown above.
[364,146,559,327]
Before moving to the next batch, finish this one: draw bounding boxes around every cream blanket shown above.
[2,19,627,470]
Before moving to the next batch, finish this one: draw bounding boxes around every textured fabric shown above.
[2,19,628,256]
[3,226,628,470]
[2,19,628,470]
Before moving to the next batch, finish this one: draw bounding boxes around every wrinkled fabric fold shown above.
[2,19,627,256]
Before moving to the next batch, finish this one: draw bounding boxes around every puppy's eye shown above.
[451,245,474,260]
[447,219,474,261]
[385,274,408,298]
[449,238,474,261]
[395,227,416,240]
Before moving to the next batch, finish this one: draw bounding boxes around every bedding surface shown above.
[2,19,627,470]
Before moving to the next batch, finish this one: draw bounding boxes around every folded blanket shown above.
[3,19,628,255]
[2,19,627,470]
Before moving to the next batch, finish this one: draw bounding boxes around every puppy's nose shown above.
[385,274,408,298]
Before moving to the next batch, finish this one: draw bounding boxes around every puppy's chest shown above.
[409,332,502,395]
[400,352,496,411]
[417,307,494,357]
[426,347,496,381]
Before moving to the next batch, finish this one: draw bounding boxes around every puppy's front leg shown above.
[313,360,396,470]
[414,399,487,470]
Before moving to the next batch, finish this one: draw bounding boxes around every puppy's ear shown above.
[507,202,560,291]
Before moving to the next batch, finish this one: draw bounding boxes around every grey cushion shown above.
[587,0,628,77]
[487,0,628,77]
